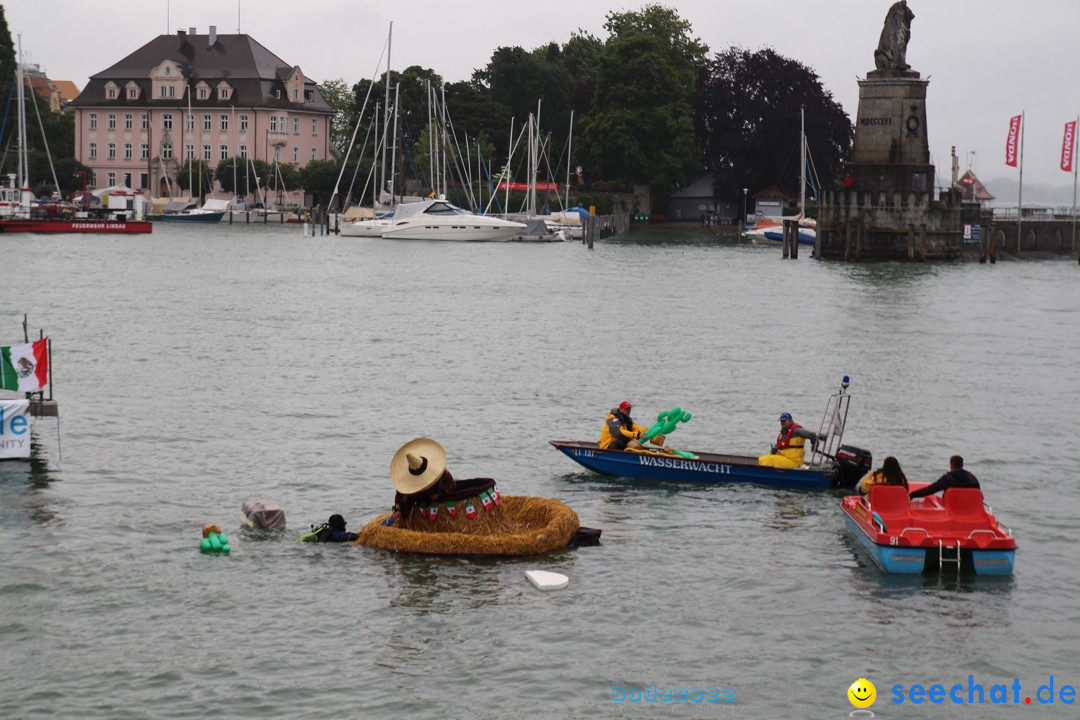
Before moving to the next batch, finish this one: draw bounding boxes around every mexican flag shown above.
[428,503,439,521]
[465,500,477,519]
[1,339,49,392]
[446,501,458,518]
[480,492,493,511]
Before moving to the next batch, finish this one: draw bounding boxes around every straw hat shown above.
[390,438,447,494]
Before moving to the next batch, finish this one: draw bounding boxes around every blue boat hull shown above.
[842,513,1016,575]
[549,441,835,490]
[158,211,226,223]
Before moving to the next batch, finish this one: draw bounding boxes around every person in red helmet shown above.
[599,401,651,450]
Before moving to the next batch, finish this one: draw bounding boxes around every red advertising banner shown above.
[496,182,560,192]
[1061,121,1076,172]
[1005,114,1021,167]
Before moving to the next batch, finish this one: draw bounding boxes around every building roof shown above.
[753,185,790,200]
[953,170,995,201]
[52,80,81,103]
[71,32,333,114]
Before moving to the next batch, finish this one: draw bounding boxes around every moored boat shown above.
[841,484,1017,575]
[381,198,527,242]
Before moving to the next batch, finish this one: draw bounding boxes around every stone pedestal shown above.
[817,69,965,260]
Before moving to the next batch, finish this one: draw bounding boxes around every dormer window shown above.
[165,66,171,76]
[107,88,117,99]
[125,82,140,100]
[105,81,120,100]
[218,83,231,101]
[274,89,281,99]
[199,88,207,99]
[305,90,313,102]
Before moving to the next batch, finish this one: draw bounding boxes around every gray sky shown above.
[6,0,1079,192]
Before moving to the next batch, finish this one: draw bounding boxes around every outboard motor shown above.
[832,446,873,489]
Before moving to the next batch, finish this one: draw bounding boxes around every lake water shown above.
[2,223,1079,718]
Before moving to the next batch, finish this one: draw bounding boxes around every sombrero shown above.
[391,438,447,494]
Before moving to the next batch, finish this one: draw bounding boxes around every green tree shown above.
[317,78,355,152]
[0,5,14,105]
[177,159,213,197]
[582,5,707,191]
[216,156,274,200]
[696,47,853,210]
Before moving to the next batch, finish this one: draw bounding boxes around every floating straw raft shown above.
[354,496,579,556]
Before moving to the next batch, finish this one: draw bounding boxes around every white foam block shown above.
[525,570,569,590]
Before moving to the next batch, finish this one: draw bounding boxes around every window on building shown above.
[239,145,247,158]
[163,113,173,130]
[311,118,318,136]
[274,89,281,99]
[293,117,300,134]
[185,144,194,160]
[160,86,168,98]
[141,114,148,130]
[127,86,139,100]
[203,114,211,131]
[199,88,207,100]
[311,147,317,162]
[124,143,132,160]
[203,144,211,161]
[240,114,249,131]
[305,90,313,101]
[293,88,298,101]
[141,143,149,160]
[108,114,116,130]
[124,114,133,130]
[107,143,116,160]
[219,88,230,101]
[89,113,97,130]
[293,146,299,163]
[220,114,228,131]
[107,88,116,99]
[269,116,278,132]
[107,172,116,186]
[185,113,194,131]
[140,173,148,189]
[168,85,175,98]
[89,143,97,160]
[162,143,173,160]
[220,145,229,161]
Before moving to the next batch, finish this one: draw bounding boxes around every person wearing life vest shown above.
[599,401,650,451]
[758,412,821,468]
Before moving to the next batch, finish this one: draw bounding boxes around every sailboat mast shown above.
[440,83,448,197]
[380,21,392,205]
[799,105,806,217]
[16,33,26,191]
[187,79,193,201]
[390,83,400,203]
[505,117,513,215]
[564,110,574,210]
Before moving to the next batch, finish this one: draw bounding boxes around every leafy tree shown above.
[582,5,707,191]
[696,47,853,211]
[317,78,355,152]
[0,5,14,105]
[216,156,274,201]
[177,159,213,197]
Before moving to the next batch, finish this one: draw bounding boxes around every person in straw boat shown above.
[358,437,581,556]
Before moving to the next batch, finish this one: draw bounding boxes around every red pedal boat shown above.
[841,484,1017,575]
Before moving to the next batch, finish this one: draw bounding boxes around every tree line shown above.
[0,3,854,210]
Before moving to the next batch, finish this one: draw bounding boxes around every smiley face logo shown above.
[848,678,877,708]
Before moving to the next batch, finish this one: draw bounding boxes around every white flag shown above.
[832,404,845,436]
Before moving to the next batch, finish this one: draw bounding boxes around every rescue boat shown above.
[841,484,1017,575]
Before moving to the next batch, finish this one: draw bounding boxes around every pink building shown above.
[71,27,334,198]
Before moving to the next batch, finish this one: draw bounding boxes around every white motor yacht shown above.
[381,199,526,242]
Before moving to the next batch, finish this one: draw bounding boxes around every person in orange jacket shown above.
[599,401,650,450]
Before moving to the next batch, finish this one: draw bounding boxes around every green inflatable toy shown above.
[642,407,696,459]
[199,525,231,554]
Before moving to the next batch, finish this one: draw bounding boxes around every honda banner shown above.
[1062,121,1076,173]
[1005,114,1022,167]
